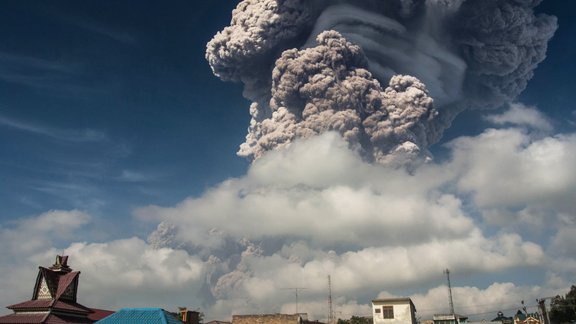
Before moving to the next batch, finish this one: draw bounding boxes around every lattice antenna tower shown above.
[328,275,334,324]
[281,287,307,314]
[444,269,455,315]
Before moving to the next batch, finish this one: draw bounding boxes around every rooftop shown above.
[96,308,182,324]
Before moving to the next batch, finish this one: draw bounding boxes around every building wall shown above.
[372,300,416,324]
[232,314,301,324]
[181,310,200,324]
[433,314,468,324]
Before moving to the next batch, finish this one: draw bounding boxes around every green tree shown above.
[337,316,372,324]
[550,285,576,324]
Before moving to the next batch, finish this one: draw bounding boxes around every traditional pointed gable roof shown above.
[29,256,80,304]
[33,269,78,301]
[0,255,99,324]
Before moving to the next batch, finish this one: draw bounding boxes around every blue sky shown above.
[0,1,250,236]
[0,1,575,322]
[1,0,573,231]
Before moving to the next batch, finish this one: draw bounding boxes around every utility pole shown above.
[444,269,455,315]
[281,287,307,314]
[328,275,334,324]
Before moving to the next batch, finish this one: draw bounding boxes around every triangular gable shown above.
[525,316,540,324]
[37,277,52,300]
[33,268,59,300]
[32,266,80,303]
[514,314,541,324]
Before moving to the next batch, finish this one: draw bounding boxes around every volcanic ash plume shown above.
[241,31,436,166]
[206,0,557,166]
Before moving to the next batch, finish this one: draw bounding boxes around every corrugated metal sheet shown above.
[54,272,79,300]
[0,313,46,323]
[96,308,182,324]
[7,299,92,314]
[0,312,92,324]
[44,313,91,324]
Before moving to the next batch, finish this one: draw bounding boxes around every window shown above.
[382,306,394,319]
[375,308,381,314]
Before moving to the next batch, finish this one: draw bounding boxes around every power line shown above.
[418,301,533,313]
[416,301,545,320]
[417,303,539,314]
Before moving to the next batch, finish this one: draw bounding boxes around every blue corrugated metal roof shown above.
[96,308,182,324]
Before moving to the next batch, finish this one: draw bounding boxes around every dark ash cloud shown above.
[206,0,557,166]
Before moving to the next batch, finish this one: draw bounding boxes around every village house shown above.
[492,311,514,324]
[372,298,417,324]
[432,313,468,324]
[513,311,542,324]
[231,313,324,324]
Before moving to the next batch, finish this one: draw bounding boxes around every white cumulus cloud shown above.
[1,123,574,321]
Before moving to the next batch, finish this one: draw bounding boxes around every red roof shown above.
[0,312,92,324]
[52,301,92,314]
[54,272,79,301]
[43,313,91,324]
[87,309,114,322]
[7,299,52,310]
[0,313,46,323]
[1,256,97,324]
[8,300,91,314]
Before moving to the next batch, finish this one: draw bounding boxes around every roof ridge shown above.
[160,309,169,323]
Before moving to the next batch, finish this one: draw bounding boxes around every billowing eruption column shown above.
[206,0,557,166]
[246,31,436,165]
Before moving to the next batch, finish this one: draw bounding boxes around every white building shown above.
[433,313,469,324]
[372,298,417,324]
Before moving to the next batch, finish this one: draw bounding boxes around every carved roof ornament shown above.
[49,255,72,273]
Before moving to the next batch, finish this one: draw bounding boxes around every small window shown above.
[375,308,381,313]
[382,306,394,319]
